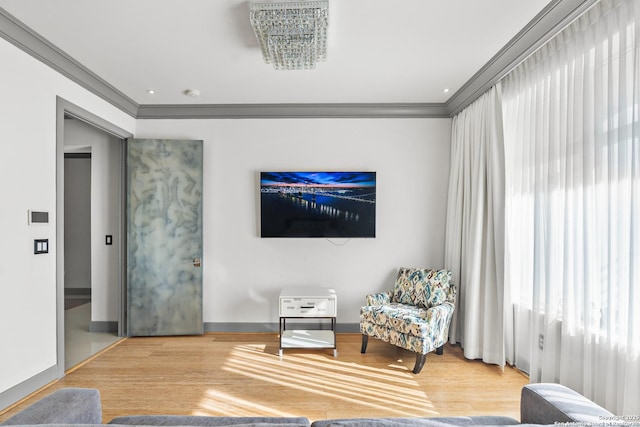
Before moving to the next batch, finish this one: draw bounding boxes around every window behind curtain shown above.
[501,0,640,414]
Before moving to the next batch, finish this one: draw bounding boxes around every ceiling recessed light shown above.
[443,88,451,93]
[146,89,156,95]
[185,89,200,97]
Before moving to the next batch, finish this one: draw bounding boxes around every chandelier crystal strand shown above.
[250,1,329,70]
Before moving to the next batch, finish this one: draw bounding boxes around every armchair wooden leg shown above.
[436,344,444,355]
[413,353,427,374]
[361,334,368,353]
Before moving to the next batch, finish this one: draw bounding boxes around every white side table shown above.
[279,287,337,357]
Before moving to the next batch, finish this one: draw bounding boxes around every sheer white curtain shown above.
[502,0,640,414]
[444,85,508,366]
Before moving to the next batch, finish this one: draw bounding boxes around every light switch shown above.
[34,239,48,254]
[106,235,112,245]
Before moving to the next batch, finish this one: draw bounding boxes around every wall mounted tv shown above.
[260,171,376,238]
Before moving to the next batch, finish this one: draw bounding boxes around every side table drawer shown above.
[279,297,336,317]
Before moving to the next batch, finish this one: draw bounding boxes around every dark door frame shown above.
[55,97,133,378]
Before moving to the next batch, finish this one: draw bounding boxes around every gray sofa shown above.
[1,383,634,427]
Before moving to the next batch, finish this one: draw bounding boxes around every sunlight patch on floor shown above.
[219,343,439,418]
[195,388,297,418]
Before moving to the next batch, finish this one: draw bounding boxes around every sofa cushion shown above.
[109,416,310,427]
[0,388,102,426]
[109,424,302,427]
[520,383,614,424]
[422,269,452,308]
[392,268,451,309]
[392,267,428,306]
[311,415,519,426]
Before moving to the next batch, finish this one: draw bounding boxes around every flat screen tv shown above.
[260,171,376,238]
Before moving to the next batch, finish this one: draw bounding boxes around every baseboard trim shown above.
[84,322,359,334]
[335,323,360,333]
[64,288,91,296]
[0,366,58,413]
[89,321,118,333]
[203,322,360,333]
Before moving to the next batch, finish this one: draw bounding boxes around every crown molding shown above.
[136,103,448,119]
[1,1,597,120]
[0,7,139,117]
[445,0,599,116]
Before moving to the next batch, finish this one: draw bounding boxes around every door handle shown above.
[193,258,201,267]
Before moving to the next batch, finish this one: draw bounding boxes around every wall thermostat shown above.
[28,210,49,225]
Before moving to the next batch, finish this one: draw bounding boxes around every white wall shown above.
[136,118,451,326]
[64,119,122,323]
[0,37,135,399]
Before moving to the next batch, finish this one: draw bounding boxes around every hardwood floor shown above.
[0,334,529,423]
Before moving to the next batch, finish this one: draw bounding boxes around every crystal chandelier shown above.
[249,0,329,70]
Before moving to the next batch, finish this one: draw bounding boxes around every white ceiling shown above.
[0,0,555,108]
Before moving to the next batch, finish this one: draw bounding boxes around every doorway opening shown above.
[63,138,120,369]
[56,98,132,376]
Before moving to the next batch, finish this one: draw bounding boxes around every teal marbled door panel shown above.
[127,139,203,336]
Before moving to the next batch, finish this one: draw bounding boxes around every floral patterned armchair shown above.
[360,267,456,374]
